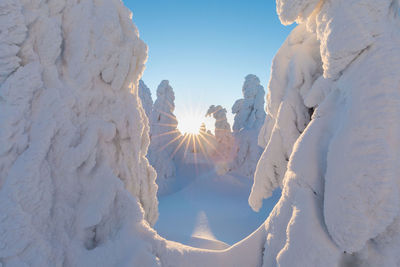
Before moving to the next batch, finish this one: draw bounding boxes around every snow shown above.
[155,160,280,250]
[231,74,266,178]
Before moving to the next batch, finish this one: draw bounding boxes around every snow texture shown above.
[231,74,266,178]
[148,80,180,192]
[0,0,159,265]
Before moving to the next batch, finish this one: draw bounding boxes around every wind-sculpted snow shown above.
[250,0,400,266]
[148,80,180,192]
[0,0,159,265]
[231,75,266,178]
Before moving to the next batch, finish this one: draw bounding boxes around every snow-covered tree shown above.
[148,80,180,191]
[249,1,400,266]
[231,75,266,178]
[138,80,153,119]
[206,105,235,174]
[0,0,159,265]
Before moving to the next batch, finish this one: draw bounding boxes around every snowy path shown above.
[154,162,281,250]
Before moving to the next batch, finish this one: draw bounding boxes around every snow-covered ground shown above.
[155,157,281,249]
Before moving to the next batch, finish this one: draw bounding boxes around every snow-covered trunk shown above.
[0,0,159,265]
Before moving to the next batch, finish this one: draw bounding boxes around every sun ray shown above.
[158,134,183,152]
[170,133,189,159]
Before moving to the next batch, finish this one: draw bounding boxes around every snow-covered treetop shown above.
[150,80,178,140]
[232,74,266,132]
[278,0,398,79]
[138,80,153,119]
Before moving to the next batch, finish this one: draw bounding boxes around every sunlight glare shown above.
[177,108,205,135]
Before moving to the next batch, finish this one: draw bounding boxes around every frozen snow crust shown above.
[2,0,400,266]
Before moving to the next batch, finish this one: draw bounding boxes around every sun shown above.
[177,112,203,135]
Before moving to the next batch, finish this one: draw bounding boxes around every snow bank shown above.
[0,0,159,265]
[231,75,266,178]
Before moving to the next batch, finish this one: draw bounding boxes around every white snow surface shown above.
[231,74,266,178]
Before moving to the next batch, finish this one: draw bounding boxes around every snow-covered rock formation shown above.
[231,75,266,178]
[0,0,159,265]
[249,0,400,266]
[206,105,235,174]
[148,80,180,190]
[138,80,153,119]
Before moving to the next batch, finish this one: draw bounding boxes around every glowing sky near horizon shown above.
[124,0,294,130]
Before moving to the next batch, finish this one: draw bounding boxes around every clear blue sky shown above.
[124,0,294,129]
